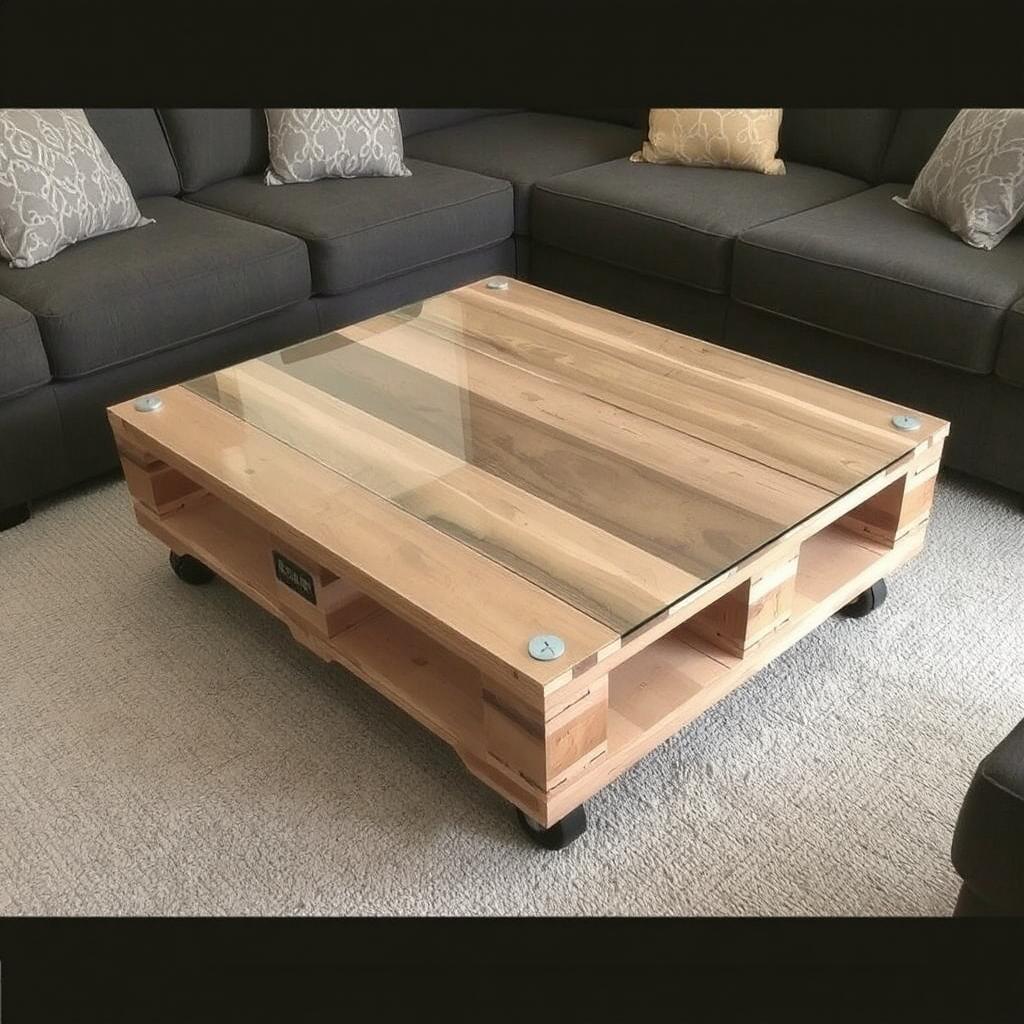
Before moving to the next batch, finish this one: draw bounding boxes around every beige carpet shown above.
[1,470,1021,915]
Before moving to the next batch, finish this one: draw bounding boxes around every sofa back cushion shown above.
[540,108,647,128]
[159,109,269,192]
[779,109,898,182]
[398,109,513,138]
[84,108,180,198]
[881,108,959,184]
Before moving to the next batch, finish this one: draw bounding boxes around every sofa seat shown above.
[996,298,1024,388]
[0,197,310,381]
[185,159,513,298]
[531,159,866,294]
[733,184,1024,375]
[403,113,643,234]
[0,295,49,400]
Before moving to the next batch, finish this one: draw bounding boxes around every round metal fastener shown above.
[134,395,163,413]
[486,277,510,290]
[528,634,566,661]
[891,414,921,432]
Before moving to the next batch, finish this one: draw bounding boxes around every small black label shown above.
[273,551,317,605]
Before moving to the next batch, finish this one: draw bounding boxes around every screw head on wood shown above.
[891,414,921,431]
[134,395,163,413]
[486,277,510,290]
[528,634,566,661]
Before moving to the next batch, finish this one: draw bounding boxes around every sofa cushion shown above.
[779,109,898,183]
[0,294,49,400]
[159,109,268,192]
[403,112,643,233]
[85,109,180,198]
[399,109,516,138]
[733,184,1024,374]
[0,196,310,380]
[185,158,512,296]
[997,298,1024,387]
[881,108,958,184]
[540,108,646,128]
[532,158,866,293]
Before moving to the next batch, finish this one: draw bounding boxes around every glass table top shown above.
[184,279,922,636]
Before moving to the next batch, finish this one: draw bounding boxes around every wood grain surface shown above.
[111,277,948,692]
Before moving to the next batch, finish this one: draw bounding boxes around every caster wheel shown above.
[839,578,887,619]
[169,551,216,585]
[515,805,587,850]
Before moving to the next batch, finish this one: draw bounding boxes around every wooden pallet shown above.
[113,417,943,828]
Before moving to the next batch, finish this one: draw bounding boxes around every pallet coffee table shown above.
[108,278,949,849]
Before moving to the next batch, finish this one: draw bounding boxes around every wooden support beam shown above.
[685,550,799,657]
[482,676,608,793]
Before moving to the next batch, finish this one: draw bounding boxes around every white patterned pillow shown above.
[264,109,411,185]
[0,108,153,269]
[895,109,1024,250]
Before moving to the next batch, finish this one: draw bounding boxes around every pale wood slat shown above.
[336,317,833,526]
[267,336,806,578]
[107,388,619,701]
[190,357,700,632]
[454,279,949,444]
[399,287,911,493]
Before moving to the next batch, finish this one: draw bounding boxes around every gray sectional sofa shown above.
[1,107,1022,530]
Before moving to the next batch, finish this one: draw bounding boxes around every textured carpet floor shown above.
[0,470,1021,915]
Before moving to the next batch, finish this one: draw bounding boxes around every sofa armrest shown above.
[951,718,1024,914]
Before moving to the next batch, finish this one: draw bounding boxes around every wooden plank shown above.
[447,279,949,444]
[188,358,700,633]
[252,336,797,579]
[541,443,926,701]
[686,550,799,657]
[544,519,928,823]
[107,389,619,703]
[335,318,833,525]
[382,288,915,493]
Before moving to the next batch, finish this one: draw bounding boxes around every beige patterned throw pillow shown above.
[265,109,411,185]
[894,109,1024,250]
[631,108,785,175]
[0,108,153,268]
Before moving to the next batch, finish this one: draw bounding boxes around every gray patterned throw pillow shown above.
[264,109,412,185]
[0,108,153,269]
[894,109,1024,250]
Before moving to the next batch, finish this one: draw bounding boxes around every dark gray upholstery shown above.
[532,158,866,293]
[52,304,319,488]
[185,159,512,296]
[539,108,647,128]
[399,109,515,138]
[0,197,310,380]
[952,718,1024,916]
[0,386,66,510]
[779,109,898,182]
[0,295,50,400]
[404,112,643,233]
[881,108,958,183]
[531,243,730,340]
[314,238,515,332]
[724,303,1024,493]
[733,184,1024,374]
[997,298,1024,387]
[85,109,181,198]
[159,108,269,192]
[1,106,1022,517]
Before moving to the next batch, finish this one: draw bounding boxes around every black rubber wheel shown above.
[515,805,587,850]
[169,551,216,585]
[839,578,887,619]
